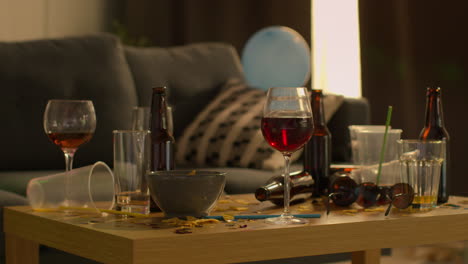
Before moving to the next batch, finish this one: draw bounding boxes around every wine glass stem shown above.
[282,153,292,217]
[63,148,76,204]
[63,149,76,172]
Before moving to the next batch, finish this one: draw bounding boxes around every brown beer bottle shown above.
[255,171,314,206]
[304,89,332,197]
[149,87,175,211]
[419,87,450,204]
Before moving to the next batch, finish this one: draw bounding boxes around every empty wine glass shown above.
[261,87,313,224]
[44,100,96,171]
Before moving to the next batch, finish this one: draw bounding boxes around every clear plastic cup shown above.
[348,125,389,164]
[354,129,402,185]
[27,162,115,212]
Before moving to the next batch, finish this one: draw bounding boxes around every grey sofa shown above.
[0,33,370,263]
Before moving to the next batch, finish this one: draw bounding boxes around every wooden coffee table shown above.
[5,194,468,264]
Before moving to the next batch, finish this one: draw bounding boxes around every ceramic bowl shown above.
[146,170,226,218]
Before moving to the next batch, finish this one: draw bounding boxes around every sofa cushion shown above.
[176,80,346,171]
[171,85,222,139]
[124,42,244,108]
[176,80,301,171]
[0,34,137,169]
[328,97,371,162]
[124,42,245,144]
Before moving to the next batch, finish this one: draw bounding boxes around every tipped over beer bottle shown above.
[149,87,175,211]
[419,87,450,204]
[255,171,314,206]
[305,89,331,197]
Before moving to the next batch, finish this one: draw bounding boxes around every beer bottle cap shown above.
[152,87,167,94]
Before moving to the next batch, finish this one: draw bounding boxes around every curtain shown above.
[123,0,310,54]
[360,0,468,195]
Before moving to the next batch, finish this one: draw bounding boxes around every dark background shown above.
[359,0,468,196]
[119,0,468,196]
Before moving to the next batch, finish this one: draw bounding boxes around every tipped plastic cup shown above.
[27,161,115,212]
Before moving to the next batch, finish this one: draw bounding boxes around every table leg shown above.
[351,249,381,264]
[5,233,39,264]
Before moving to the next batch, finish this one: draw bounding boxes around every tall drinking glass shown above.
[132,106,173,135]
[132,107,151,131]
[261,87,313,224]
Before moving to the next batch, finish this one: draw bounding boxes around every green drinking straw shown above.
[376,106,393,186]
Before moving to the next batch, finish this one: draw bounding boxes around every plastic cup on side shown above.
[27,162,115,212]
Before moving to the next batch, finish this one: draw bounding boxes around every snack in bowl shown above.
[146,170,226,218]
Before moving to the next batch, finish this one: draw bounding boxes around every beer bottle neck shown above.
[424,88,445,128]
[311,90,326,127]
[255,181,281,201]
[150,88,171,134]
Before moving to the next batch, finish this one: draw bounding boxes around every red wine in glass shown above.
[261,117,313,153]
[47,132,94,149]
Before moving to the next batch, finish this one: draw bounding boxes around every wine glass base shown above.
[265,215,307,225]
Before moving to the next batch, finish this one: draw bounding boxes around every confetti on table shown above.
[175,227,192,234]
[222,214,235,221]
[364,208,385,212]
[229,206,249,211]
[234,199,250,204]
[342,209,358,214]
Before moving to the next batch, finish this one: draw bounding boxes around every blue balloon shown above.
[241,26,311,91]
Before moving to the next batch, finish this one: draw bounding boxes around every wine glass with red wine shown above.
[44,100,96,172]
[261,87,313,224]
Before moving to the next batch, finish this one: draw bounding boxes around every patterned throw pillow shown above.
[176,79,293,170]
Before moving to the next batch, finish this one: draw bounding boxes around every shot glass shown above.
[113,130,151,215]
[397,139,446,210]
[27,162,115,212]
